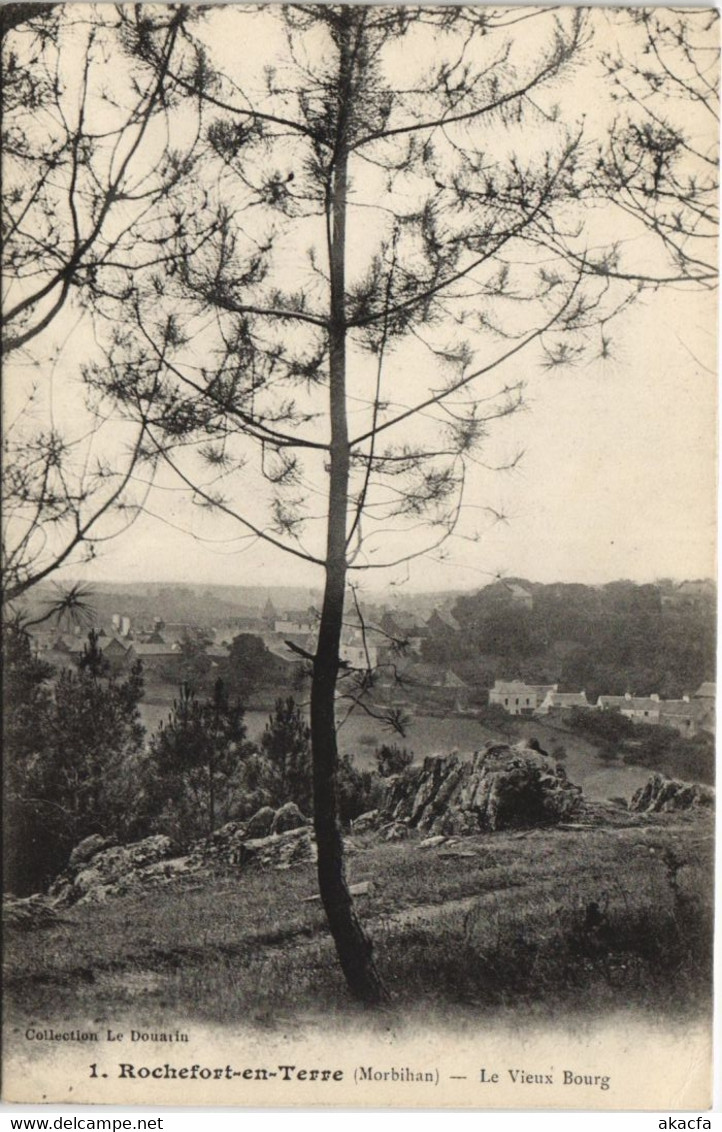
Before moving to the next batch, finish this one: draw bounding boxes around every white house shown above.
[536,690,589,715]
[340,636,378,670]
[597,693,661,724]
[660,692,701,738]
[489,680,557,716]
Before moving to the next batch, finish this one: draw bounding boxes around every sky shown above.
[4,4,718,596]
[37,274,716,595]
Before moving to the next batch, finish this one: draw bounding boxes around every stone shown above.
[379,743,584,835]
[629,773,714,813]
[382,822,408,842]
[238,826,316,869]
[352,810,380,833]
[3,894,64,931]
[68,834,113,868]
[50,835,176,906]
[305,880,374,902]
[270,801,308,835]
[246,806,277,839]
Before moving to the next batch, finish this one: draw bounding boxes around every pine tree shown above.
[261,697,313,814]
[151,679,255,842]
[26,5,718,1003]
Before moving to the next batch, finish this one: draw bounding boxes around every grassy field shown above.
[139,694,650,801]
[4,813,713,1036]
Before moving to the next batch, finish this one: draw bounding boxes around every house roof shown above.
[442,670,468,688]
[627,699,660,712]
[427,608,461,631]
[269,633,316,662]
[598,695,660,711]
[62,636,88,654]
[265,642,301,665]
[505,583,532,600]
[694,682,716,699]
[658,700,698,718]
[542,691,588,707]
[677,579,715,595]
[381,610,423,636]
[131,642,178,657]
[493,680,557,695]
[102,636,133,654]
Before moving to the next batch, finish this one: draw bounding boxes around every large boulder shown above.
[3,893,65,931]
[50,834,176,905]
[238,826,316,869]
[630,773,714,813]
[188,821,250,868]
[246,806,276,839]
[68,834,114,868]
[351,810,381,833]
[270,801,308,835]
[382,744,583,835]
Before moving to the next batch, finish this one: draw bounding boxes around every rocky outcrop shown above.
[184,821,245,869]
[188,805,311,868]
[68,834,113,868]
[270,801,308,835]
[351,810,380,833]
[50,835,178,905]
[381,744,583,835]
[238,826,316,869]
[630,773,715,814]
[47,804,315,907]
[246,806,276,839]
[3,893,65,931]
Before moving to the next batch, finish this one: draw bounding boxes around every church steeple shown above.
[262,595,277,625]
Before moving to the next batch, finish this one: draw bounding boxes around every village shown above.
[25,576,716,742]
[488,681,715,738]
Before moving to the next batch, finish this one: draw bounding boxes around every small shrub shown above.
[375,743,413,777]
[357,732,378,747]
[337,755,384,823]
[478,703,514,730]
[598,742,620,763]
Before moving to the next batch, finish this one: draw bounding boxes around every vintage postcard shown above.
[2,1,717,1111]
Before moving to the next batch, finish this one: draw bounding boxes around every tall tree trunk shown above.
[209,755,215,836]
[310,12,389,1006]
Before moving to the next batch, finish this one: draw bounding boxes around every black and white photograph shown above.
[1,1,717,1110]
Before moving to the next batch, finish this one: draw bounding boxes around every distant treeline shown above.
[423,581,715,700]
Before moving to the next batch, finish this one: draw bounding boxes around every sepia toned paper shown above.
[2,1,718,1112]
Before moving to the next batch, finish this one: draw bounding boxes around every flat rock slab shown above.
[304,880,374,903]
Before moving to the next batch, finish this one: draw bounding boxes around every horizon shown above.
[26,571,716,599]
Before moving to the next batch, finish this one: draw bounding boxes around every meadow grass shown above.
[4,817,713,1029]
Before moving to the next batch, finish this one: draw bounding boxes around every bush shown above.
[597,742,620,763]
[337,755,384,823]
[477,702,515,731]
[4,626,149,894]
[569,705,635,744]
[375,743,413,777]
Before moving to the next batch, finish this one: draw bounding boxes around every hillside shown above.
[4,810,713,1031]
